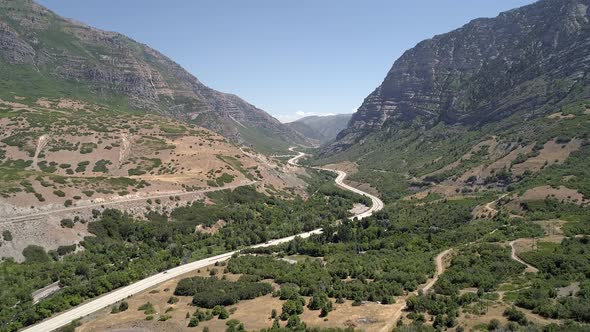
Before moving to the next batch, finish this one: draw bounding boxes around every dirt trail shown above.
[510,239,540,273]
[378,249,453,332]
[422,249,453,292]
[485,193,508,214]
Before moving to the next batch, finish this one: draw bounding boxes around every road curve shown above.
[21,148,384,332]
[287,147,384,219]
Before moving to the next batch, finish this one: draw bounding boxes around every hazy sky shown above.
[38,0,535,122]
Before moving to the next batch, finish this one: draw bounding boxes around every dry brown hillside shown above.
[0,96,307,260]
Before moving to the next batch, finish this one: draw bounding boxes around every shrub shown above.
[2,230,13,241]
[53,190,66,197]
[60,219,74,228]
[35,193,45,202]
[75,161,90,173]
[138,302,155,314]
[22,245,50,263]
[212,305,229,319]
[504,306,528,325]
[175,276,272,308]
[119,301,129,312]
[92,159,112,173]
[57,244,76,256]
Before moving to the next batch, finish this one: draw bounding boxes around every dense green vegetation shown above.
[435,244,524,295]
[515,238,590,322]
[0,172,365,331]
[174,276,273,308]
[222,195,544,328]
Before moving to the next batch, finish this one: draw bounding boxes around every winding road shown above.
[21,147,384,332]
[287,147,384,219]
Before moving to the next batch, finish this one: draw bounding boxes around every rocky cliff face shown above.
[0,0,308,149]
[332,0,590,152]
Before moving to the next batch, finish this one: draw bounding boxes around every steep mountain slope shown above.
[330,0,590,151]
[0,0,312,259]
[287,114,352,145]
[0,97,308,260]
[318,0,590,204]
[0,0,308,153]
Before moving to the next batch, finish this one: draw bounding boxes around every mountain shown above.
[0,0,312,260]
[0,0,308,154]
[317,0,590,203]
[330,0,590,152]
[286,114,352,145]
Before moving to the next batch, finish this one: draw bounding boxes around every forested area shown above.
[223,196,544,329]
[174,276,273,308]
[434,244,524,295]
[0,170,366,332]
[515,238,590,322]
[1,155,587,331]
[403,244,524,330]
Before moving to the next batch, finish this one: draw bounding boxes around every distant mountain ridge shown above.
[329,0,590,153]
[0,0,309,153]
[287,114,351,145]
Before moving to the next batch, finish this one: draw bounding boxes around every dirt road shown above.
[510,239,540,273]
[378,249,453,332]
[1,181,257,224]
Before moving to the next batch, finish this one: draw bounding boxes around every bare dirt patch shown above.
[534,219,567,236]
[423,138,499,179]
[195,219,227,235]
[557,282,580,298]
[520,185,588,204]
[547,112,576,119]
[349,203,369,215]
[457,300,557,331]
[511,139,582,176]
[462,144,532,181]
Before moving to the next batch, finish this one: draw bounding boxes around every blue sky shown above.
[38,0,535,122]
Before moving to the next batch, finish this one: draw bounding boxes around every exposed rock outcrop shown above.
[330,0,590,153]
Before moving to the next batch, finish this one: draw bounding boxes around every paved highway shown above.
[287,147,384,219]
[21,147,383,332]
